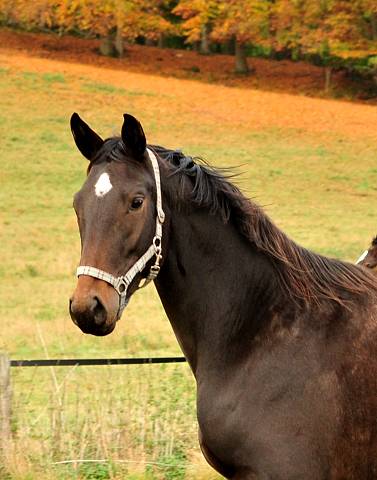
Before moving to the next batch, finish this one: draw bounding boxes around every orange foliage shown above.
[271,0,377,60]
[172,0,218,43]
[0,0,376,62]
[172,0,377,59]
[0,0,174,40]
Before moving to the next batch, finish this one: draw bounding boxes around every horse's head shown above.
[69,113,163,336]
[357,237,377,274]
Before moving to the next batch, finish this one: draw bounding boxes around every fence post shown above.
[0,351,11,457]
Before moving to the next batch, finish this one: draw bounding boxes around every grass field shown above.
[1,32,377,479]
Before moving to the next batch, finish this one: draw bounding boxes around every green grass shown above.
[8,363,203,480]
[1,58,377,479]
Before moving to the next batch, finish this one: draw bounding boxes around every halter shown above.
[76,148,165,319]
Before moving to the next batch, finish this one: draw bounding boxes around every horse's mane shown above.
[88,139,377,308]
[151,146,377,308]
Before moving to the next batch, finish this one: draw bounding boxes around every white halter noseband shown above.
[76,148,165,319]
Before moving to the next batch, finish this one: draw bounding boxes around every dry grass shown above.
[6,362,213,480]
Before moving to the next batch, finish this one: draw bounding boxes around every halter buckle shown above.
[157,207,165,224]
[138,265,160,289]
[150,264,161,276]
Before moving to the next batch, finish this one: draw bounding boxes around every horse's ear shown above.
[121,114,146,160]
[70,113,104,161]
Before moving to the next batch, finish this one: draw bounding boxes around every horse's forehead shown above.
[95,172,113,198]
[84,161,152,199]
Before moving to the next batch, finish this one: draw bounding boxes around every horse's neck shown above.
[154,207,287,374]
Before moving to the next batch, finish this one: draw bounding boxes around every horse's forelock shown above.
[87,136,150,175]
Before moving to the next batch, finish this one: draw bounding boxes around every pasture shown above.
[1,31,377,480]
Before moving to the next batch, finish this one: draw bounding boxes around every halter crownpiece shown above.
[76,148,165,319]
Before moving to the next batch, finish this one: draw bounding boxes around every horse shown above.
[69,112,377,480]
[357,236,377,273]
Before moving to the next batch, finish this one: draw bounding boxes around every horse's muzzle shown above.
[69,277,119,336]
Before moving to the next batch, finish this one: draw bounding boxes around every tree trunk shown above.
[158,35,164,49]
[372,12,377,41]
[235,40,249,74]
[369,13,377,88]
[325,66,332,92]
[99,33,115,57]
[200,25,211,55]
[373,67,377,88]
[115,26,124,59]
[191,41,200,52]
[223,36,236,55]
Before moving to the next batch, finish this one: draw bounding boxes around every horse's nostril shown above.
[93,296,107,326]
[70,281,118,336]
[69,298,78,326]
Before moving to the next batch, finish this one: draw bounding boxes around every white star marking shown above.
[95,173,113,197]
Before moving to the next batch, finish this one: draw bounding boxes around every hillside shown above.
[1,28,376,104]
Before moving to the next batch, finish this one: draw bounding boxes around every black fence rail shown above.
[10,357,187,367]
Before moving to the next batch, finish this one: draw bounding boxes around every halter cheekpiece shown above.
[76,148,165,319]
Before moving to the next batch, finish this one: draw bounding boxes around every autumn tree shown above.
[0,0,177,56]
[363,0,377,85]
[56,0,176,55]
[272,0,377,89]
[173,0,270,72]
[211,0,270,72]
[0,0,59,31]
[172,0,219,54]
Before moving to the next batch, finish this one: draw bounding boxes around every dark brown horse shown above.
[69,113,377,480]
[357,236,377,274]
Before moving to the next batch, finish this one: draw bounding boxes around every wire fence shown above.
[10,357,187,367]
[1,351,198,478]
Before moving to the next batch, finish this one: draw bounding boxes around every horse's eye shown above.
[130,198,144,210]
